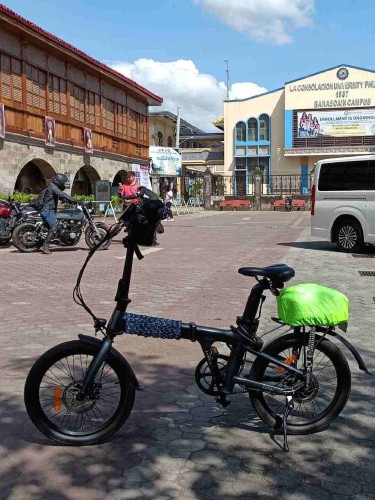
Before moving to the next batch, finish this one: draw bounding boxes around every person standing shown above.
[119,172,141,207]
[163,186,174,221]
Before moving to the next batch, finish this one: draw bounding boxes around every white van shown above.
[311,155,375,253]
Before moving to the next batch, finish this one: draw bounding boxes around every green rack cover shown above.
[277,283,349,327]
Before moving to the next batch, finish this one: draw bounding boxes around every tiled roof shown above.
[0,4,163,104]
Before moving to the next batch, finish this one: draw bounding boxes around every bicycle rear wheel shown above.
[24,341,135,445]
[249,332,351,435]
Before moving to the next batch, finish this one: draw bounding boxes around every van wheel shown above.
[335,219,364,253]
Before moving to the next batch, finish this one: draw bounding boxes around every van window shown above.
[367,160,375,190]
[318,160,368,191]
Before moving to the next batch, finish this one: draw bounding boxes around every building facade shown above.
[148,111,224,200]
[224,64,375,194]
[0,5,162,196]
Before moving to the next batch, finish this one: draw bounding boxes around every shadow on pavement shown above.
[0,343,374,500]
[277,240,338,252]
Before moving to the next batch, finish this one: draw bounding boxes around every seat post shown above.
[242,279,269,322]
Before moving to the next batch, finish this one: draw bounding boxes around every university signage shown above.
[297,109,375,138]
[285,67,375,110]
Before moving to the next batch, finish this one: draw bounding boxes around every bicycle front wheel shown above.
[24,341,135,445]
[249,332,351,435]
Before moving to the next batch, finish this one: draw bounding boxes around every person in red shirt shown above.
[119,171,141,207]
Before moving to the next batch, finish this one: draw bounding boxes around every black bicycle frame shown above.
[79,237,306,399]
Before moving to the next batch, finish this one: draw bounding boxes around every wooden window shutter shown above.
[26,63,46,110]
[69,83,85,122]
[103,98,114,131]
[11,58,22,102]
[48,75,67,116]
[0,53,11,100]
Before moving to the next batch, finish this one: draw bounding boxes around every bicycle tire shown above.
[249,332,351,435]
[24,340,135,445]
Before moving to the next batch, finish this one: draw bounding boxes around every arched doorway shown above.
[14,159,56,194]
[71,166,100,196]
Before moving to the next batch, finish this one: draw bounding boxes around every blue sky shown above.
[3,0,375,130]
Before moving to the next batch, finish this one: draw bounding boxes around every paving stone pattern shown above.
[0,211,374,499]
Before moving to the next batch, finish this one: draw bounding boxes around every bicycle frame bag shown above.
[277,283,349,327]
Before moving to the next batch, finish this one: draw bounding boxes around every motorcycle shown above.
[0,198,39,246]
[12,204,111,252]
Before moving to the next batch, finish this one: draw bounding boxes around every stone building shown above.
[0,5,162,196]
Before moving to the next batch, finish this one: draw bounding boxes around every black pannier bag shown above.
[131,194,164,246]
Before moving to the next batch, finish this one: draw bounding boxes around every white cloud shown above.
[108,59,267,131]
[193,0,315,45]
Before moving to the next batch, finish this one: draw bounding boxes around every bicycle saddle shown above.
[238,263,295,282]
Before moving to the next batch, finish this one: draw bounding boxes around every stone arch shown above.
[71,165,101,196]
[14,158,56,194]
[112,169,129,187]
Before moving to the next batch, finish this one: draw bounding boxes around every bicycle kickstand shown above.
[282,396,294,452]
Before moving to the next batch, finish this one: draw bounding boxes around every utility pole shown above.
[175,107,181,148]
[224,59,230,100]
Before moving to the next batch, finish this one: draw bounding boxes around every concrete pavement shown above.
[0,211,374,500]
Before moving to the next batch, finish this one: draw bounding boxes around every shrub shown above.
[72,194,95,204]
[6,191,38,204]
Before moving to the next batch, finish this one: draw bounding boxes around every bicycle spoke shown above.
[38,353,122,434]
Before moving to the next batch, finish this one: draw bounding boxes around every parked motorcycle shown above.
[12,204,110,252]
[0,198,39,246]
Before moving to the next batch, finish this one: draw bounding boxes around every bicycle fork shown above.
[77,337,113,399]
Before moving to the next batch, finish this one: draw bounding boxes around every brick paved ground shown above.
[0,211,374,500]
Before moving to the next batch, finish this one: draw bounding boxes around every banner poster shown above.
[149,146,182,176]
[297,108,375,138]
[44,116,56,147]
[139,165,152,189]
[130,164,151,190]
[0,103,5,139]
[84,128,93,154]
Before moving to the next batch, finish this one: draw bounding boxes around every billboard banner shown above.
[84,128,93,154]
[149,146,182,176]
[131,164,151,189]
[297,108,375,138]
[45,116,56,147]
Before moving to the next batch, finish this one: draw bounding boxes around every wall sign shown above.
[297,108,375,138]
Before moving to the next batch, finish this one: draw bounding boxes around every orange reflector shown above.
[54,387,62,411]
[276,354,297,373]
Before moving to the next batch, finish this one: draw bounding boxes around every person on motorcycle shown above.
[35,173,77,255]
